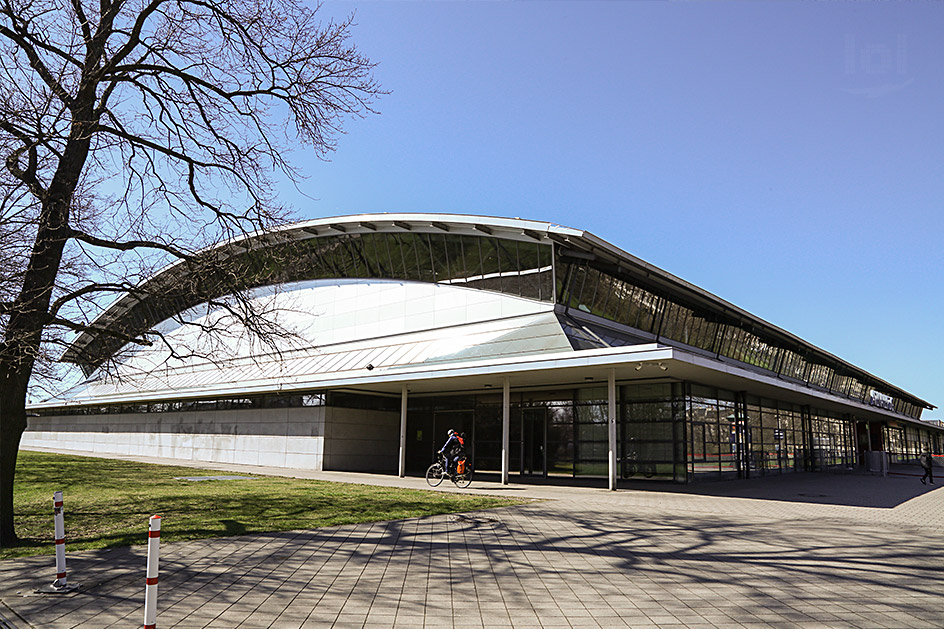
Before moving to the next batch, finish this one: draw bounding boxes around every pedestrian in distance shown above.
[919,449,934,485]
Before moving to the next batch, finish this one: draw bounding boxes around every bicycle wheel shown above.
[452,470,472,488]
[426,463,445,487]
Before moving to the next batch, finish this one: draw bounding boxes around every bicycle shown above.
[426,453,473,488]
[621,452,656,479]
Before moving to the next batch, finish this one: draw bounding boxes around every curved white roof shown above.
[50,280,572,406]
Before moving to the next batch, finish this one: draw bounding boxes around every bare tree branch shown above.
[0,0,382,546]
[70,226,195,260]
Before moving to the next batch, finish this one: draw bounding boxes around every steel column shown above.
[608,369,617,491]
[398,385,408,478]
[502,377,510,485]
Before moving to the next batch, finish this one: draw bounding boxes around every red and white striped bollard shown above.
[52,491,67,588]
[143,515,161,629]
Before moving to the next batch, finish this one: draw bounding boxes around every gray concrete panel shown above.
[21,407,328,472]
[323,407,398,472]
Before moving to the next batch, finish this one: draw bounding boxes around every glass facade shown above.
[684,386,856,480]
[884,423,944,464]
[403,381,889,482]
[620,383,683,481]
[279,232,554,301]
[554,249,925,419]
[37,380,942,483]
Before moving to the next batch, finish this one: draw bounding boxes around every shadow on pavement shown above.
[471,468,941,509]
[620,469,942,508]
[4,500,943,627]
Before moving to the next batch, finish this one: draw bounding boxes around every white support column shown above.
[502,377,510,485]
[399,384,408,478]
[608,368,617,491]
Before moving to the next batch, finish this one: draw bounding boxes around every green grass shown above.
[2,451,520,560]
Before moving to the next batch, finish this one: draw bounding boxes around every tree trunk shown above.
[0,193,72,547]
[0,366,28,548]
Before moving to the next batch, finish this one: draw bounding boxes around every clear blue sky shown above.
[286,1,943,417]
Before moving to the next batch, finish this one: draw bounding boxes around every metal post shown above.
[608,369,617,491]
[502,377,510,485]
[399,384,408,478]
[33,491,79,594]
[143,515,161,629]
[53,491,66,587]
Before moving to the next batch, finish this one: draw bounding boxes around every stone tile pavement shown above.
[2,454,943,628]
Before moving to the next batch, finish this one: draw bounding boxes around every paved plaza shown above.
[1,456,943,628]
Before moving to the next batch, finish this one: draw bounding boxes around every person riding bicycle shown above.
[438,429,465,475]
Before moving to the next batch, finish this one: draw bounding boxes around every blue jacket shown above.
[439,433,464,456]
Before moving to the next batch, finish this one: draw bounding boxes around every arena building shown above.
[25,214,942,486]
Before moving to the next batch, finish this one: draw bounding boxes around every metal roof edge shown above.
[31,344,940,432]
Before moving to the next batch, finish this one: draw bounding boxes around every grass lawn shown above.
[2,451,521,560]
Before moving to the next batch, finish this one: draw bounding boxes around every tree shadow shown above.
[219,519,246,536]
[473,469,942,508]
[615,470,942,508]
[3,499,943,627]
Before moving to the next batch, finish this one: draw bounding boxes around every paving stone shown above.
[3,469,944,628]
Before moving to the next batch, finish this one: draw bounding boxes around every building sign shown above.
[869,390,894,411]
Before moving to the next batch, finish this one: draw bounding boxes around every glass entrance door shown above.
[734,423,752,478]
[520,407,546,476]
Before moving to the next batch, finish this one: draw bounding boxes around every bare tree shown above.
[0,0,381,546]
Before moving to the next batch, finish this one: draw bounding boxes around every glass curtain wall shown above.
[408,385,686,481]
[686,386,741,480]
[573,388,609,476]
[685,386,854,480]
[809,411,856,469]
[619,383,684,482]
[406,383,927,481]
[286,232,554,301]
[514,388,608,478]
[555,251,923,419]
[884,423,940,464]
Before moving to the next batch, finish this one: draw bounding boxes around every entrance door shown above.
[731,397,752,479]
[520,407,546,476]
[855,420,868,468]
[729,420,751,479]
[433,410,473,463]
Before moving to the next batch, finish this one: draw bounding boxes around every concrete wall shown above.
[22,404,401,473]
[22,407,327,470]
[323,406,400,472]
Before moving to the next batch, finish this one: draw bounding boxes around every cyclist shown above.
[438,429,465,475]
